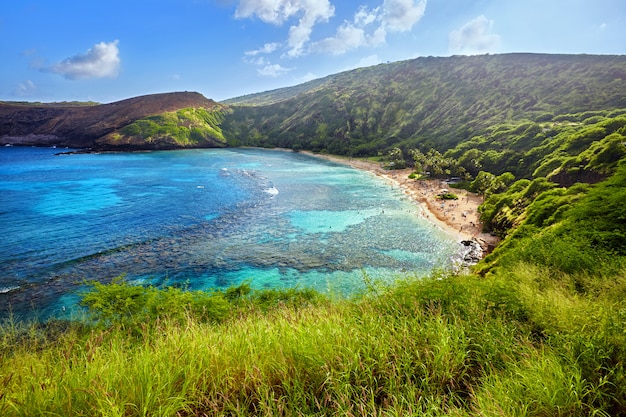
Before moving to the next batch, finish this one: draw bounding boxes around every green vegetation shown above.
[445,110,626,182]
[78,277,233,326]
[479,160,626,274]
[222,54,626,156]
[410,148,469,179]
[2,53,626,415]
[437,192,458,200]
[2,259,625,415]
[2,140,626,414]
[2,110,626,415]
[114,107,228,147]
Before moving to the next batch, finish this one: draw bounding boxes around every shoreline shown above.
[300,151,500,253]
[57,145,498,251]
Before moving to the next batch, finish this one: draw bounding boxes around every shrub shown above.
[79,276,231,326]
[437,192,458,200]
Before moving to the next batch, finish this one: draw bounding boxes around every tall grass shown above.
[2,265,624,416]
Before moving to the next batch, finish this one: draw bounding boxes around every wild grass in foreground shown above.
[1,266,625,417]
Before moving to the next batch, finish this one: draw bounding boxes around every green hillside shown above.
[97,106,229,150]
[442,109,625,176]
[222,54,626,156]
[2,54,626,415]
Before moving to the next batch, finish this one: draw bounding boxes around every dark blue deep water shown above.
[0,147,458,320]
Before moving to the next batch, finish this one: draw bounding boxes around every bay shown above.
[0,147,458,320]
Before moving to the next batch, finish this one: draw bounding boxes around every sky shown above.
[1,0,625,103]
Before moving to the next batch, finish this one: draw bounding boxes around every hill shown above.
[3,54,625,154]
[0,92,228,150]
[222,53,626,155]
[2,54,626,415]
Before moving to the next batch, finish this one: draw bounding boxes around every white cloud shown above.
[13,80,37,97]
[48,40,120,80]
[311,22,366,55]
[382,0,426,32]
[369,26,387,47]
[355,6,379,26]
[305,0,426,56]
[294,71,317,83]
[238,0,428,70]
[312,23,387,55]
[236,0,335,57]
[449,15,500,55]
[245,56,271,66]
[309,6,386,55]
[340,54,382,73]
[356,54,381,67]
[236,0,300,25]
[257,63,293,77]
[245,42,281,56]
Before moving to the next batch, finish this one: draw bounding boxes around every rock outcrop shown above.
[0,92,226,150]
[458,239,485,266]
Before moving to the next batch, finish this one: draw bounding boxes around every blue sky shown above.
[1,0,624,103]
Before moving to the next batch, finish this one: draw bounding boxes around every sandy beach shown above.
[302,151,500,253]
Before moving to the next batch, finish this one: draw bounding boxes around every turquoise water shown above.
[0,147,458,320]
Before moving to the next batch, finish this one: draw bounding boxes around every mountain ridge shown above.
[222,53,626,155]
[2,53,626,152]
[225,52,616,106]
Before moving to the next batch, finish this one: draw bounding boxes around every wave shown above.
[0,285,20,294]
[263,179,279,196]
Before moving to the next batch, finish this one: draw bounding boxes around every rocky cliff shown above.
[0,92,227,150]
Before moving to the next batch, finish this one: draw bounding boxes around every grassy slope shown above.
[2,264,624,416]
[98,107,229,149]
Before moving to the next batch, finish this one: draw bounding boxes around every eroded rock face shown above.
[459,239,484,265]
[0,92,225,150]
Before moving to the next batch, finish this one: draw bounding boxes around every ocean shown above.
[0,147,458,320]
